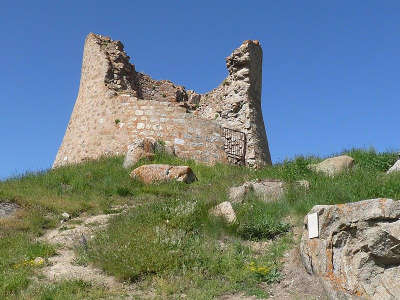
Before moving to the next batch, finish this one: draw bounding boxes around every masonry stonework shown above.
[54,33,271,168]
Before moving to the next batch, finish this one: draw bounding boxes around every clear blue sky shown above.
[1,1,399,179]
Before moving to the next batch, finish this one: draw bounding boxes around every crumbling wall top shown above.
[54,33,271,168]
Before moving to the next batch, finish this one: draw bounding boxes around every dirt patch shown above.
[266,246,327,299]
[40,214,122,286]
[219,294,259,300]
[267,226,328,300]
[41,214,114,246]
[38,208,152,298]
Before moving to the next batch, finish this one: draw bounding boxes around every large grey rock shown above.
[308,155,354,176]
[387,159,400,174]
[300,198,400,299]
[209,201,236,223]
[229,179,309,203]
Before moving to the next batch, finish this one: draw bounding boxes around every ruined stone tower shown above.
[54,33,271,168]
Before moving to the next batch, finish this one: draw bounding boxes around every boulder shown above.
[229,179,310,203]
[300,198,400,299]
[308,155,354,176]
[209,201,236,223]
[130,164,197,184]
[387,159,400,174]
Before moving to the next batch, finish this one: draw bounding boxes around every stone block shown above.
[174,138,185,145]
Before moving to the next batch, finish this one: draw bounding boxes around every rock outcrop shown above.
[229,179,309,203]
[308,155,354,176]
[53,33,271,169]
[300,198,400,299]
[130,164,197,184]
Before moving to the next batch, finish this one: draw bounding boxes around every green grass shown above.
[17,280,120,300]
[0,232,55,299]
[85,198,290,298]
[0,148,399,299]
[233,195,291,240]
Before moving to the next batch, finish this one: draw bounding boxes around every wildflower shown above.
[33,257,45,266]
[14,257,45,269]
[247,262,270,277]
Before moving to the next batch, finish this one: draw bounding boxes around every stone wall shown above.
[194,40,271,166]
[53,33,271,168]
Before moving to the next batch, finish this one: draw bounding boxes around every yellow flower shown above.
[14,257,45,269]
[32,257,45,266]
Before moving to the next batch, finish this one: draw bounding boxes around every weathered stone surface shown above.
[186,90,201,110]
[123,138,157,169]
[300,198,400,299]
[308,155,354,176]
[195,40,271,167]
[229,182,254,203]
[229,179,310,203]
[135,73,188,103]
[0,202,19,219]
[387,159,400,174]
[61,212,71,221]
[210,201,236,223]
[252,179,286,201]
[53,33,271,169]
[130,164,197,184]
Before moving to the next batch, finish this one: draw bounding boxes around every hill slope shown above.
[0,149,399,299]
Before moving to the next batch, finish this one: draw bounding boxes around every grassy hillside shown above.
[0,149,399,299]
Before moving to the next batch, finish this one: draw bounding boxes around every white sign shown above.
[307,213,319,239]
